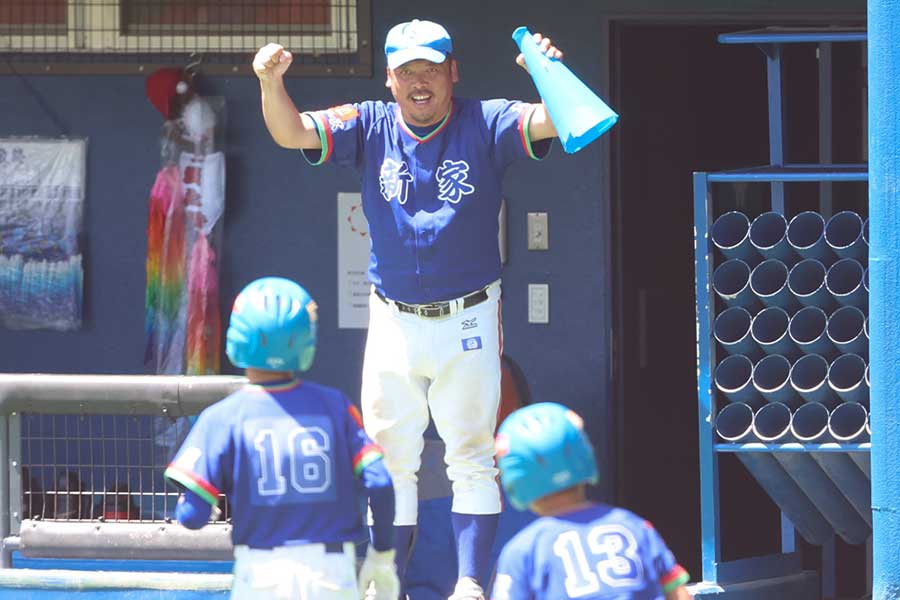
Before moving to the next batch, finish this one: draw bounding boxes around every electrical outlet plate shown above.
[527,212,549,250]
[528,283,549,324]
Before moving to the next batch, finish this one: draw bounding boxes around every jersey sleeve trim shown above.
[661,565,690,593]
[347,404,365,428]
[164,465,220,507]
[352,443,384,476]
[518,104,544,161]
[300,111,333,166]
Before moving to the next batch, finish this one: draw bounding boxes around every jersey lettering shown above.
[436,159,475,203]
[254,430,288,496]
[248,420,335,503]
[553,525,645,597]
[379,158,413,204]
[289,426,332,493]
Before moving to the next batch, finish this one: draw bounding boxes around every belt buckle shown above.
[416,303,446,318]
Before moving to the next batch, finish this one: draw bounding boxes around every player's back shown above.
[494,503,686,600]
[204,379,368,548]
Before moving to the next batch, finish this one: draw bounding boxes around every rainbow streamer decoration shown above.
[144,164,187,374]
[185,234,221,375]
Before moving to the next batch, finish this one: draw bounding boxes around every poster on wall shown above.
[338,192,370,329]
[0,138,86,331]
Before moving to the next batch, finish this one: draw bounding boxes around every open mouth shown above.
[410,92,432,106]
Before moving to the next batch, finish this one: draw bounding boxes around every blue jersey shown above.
[492,504,689,600]
[303,98,548,303]
[164,379,383,549]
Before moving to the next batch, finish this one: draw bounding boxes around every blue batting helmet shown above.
[495,402,598,510]
[226,277,318,372]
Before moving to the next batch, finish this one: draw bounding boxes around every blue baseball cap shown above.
[385,19,453,70]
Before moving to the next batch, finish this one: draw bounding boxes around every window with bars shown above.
[0,0,372,76]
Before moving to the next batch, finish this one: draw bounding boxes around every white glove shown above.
[357,547,399,600]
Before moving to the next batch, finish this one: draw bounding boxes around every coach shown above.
[253,19,563,600]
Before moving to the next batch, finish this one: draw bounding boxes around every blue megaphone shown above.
[512,27,618,154]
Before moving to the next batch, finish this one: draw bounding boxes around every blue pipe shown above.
[751,307,800,359]
[827,306,869,358]
[714,403,833,545]
[714,354,763,408]
[788,259,836,311]
[752,403,870,544]
[787,211,835,265]
[789,307,838,359]
[791,403,872,527]
[869,1,900,591]
[750,259,800,312]
[713,259,761,310]
[749,212,797,263]
[714,307,762,360]
[825,258,868,309]
[711,211,756,263]
[828,354,870,406]
[790,354,840,409]
[752,354,800,408]
[824,211,867,262]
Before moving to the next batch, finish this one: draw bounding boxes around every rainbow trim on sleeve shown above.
[661,565,690,593]
[301,111,333,165]
[347,404,365,428]
[352,443,384,476]
[164,464,220,507]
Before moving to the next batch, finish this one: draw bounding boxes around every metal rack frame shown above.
[692,27,868,598]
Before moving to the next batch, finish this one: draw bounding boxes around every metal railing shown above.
[0,373,246,567]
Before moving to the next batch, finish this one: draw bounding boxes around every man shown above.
[493,403,693,600]
[165,277,398,599]
[252,20,563,600]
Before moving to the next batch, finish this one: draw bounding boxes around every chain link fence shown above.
[0,0,372,75]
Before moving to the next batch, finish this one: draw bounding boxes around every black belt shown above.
[324,541,345,553]
[375,288,489,318]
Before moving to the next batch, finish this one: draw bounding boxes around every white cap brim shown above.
[387,47,448,70]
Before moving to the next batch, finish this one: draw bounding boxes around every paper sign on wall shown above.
[338,192,370,329]
[0,138,86,331]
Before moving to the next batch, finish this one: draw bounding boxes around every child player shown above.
[164,277,399,599]
[492,402,692,600]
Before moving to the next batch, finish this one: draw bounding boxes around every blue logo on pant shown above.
[461,336,483,351]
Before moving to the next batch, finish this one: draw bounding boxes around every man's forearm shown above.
[528,103,558,142]
[260,79,321,149]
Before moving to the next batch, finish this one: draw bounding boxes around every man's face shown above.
[386,58,458,127]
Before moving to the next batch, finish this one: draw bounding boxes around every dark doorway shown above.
[609,20,866,585]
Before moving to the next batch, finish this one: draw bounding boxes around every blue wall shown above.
[0,2,616,490]
[0,0,868,501]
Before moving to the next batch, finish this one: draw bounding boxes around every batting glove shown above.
[357,547,398,600]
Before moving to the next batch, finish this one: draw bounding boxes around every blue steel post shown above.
[762,44,786,212]
[694,172,721,584]
[869,2,900,597]
[818,42,833,218]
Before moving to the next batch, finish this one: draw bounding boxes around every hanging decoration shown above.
[143,65,226,377]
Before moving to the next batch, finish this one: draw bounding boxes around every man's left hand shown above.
[516,32,563,73]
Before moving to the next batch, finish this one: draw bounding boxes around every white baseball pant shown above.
[231,542,357,600]
[361,281,503,526]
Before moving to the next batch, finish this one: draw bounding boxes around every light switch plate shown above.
[527,212,549,250]
[528,283,550,324]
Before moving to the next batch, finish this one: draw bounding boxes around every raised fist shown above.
[253,43,293,81]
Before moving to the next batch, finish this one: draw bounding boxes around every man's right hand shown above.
[253,43,293,81]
